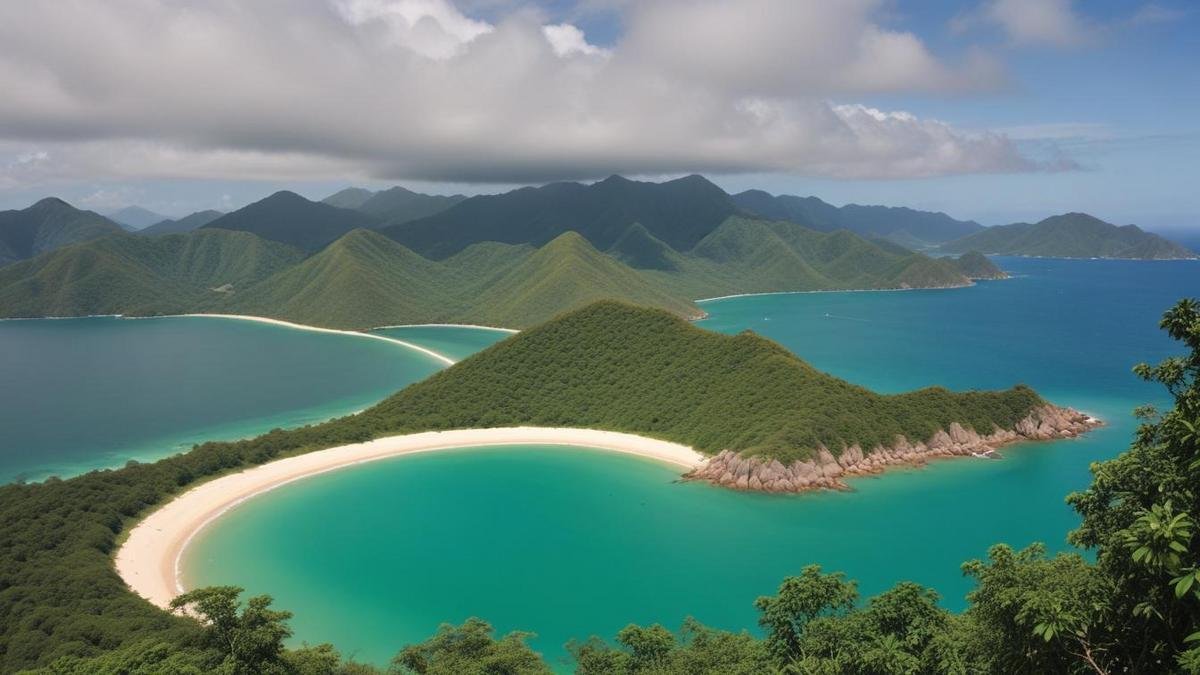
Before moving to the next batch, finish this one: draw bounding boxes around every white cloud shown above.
[0,0,1044,188]
[542,23,607,57]
[334,0,494,59]
[982,0,1093,46]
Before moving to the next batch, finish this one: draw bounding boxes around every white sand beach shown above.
[173,314,458,366]
[115,427,704,610]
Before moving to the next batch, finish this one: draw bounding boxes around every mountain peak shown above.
[31,197,72,210]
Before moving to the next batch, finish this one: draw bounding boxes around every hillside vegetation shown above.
[0,216,991,328]
[733,189,983,247]
[361,302,1044,462]
[0,198,124,266]
[201,191,376,252]
[939,212,1197,259]
[381,174,742,258]
[0,230,303,317]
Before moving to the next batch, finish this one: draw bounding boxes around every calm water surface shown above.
[0,317,472,482]
[187,257,1200,667]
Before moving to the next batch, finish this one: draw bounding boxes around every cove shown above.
[0,317,482,483]
[183,256,1199,668]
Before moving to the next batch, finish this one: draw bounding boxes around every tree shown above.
[754,565,858,664]
[390,618,550,675]
[169,586,296,674]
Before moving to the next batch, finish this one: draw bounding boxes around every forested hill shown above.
[0,198,124,266]
[362,302,1048,462]
[200,190,376,252]
[732,189,984,247]
[380,174,742,258]
[0,220,985,329]
[938,212,1198,259]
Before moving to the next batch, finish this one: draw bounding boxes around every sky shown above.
[0,0,1196,231]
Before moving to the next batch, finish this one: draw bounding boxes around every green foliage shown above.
[0,228,303,318]
[361,301,1044,461]
[951,251,1007,280]
[2,212,976,328]
[570,618,770,674]
[754,566,859,663]
[390,618,550,675]
[201,191,377,252]
[732,189,983,245]
[939,212,1197,260]
[0,197,124,266]
[168,586,295,674]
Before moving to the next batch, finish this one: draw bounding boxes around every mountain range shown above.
[0,198,124,267]
[937,212,1197,259]
[731,189,985,248]
[4,174,1191,328]
[0,204,994,328]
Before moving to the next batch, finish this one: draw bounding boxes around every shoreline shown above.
[140,314,457,366]
[115,427,704,610]
[371,322,519,334]
[695,282,976,304]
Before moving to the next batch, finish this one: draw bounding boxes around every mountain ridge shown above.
[938,212,1197,259]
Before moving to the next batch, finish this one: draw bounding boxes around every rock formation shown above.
[685,405,1101,493]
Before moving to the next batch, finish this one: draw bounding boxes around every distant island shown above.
[0,176,1010,329]
[938,212,1198,260]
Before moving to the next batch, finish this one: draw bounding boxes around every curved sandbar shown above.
[372,322,519,334]
[171,314,457,366]
[115,427,704,610]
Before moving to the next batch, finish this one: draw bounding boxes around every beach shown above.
[114,427,704,610]
[172,314,458,366]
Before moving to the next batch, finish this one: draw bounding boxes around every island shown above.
[937,212,1198,260]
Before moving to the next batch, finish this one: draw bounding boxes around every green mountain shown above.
[733,189,984,246]
[230,229,459,328]
[381,174,741,258]
[359,186,465,223]
[647,217,971,299]
[0,198,125,266]
[938,212,1198,259]
[202,191,377,252]
[228,230,698,329]
[140,210,224,236]
[467,232,701,326]
[952,251,1007,279]
[0,214,975,328]
[321,187,376,209]
[0,229,303,318]
[105,205,168,231]
[363,302,1048,462]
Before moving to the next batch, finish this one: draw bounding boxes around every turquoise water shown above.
[0,317,459,483]
[185,257,1197,668]
[372,325,512,362]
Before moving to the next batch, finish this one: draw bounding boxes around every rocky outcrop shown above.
[684,405,1101,493]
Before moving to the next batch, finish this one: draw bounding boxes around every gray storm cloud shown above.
[0,0,1049,186]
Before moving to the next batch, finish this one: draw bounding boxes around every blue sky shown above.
[0,0,1195,231]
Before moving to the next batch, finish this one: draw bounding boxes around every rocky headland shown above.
[685,404,1100,493]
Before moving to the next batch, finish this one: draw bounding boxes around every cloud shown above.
[0,0,1044,187]
[957,0,1182,47]
[981,0,1094,47]
[542,23,608,57]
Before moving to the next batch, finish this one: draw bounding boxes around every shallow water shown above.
[0,317,474,483]
[185,257,1200,667]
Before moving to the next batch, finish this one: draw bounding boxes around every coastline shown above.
[115,427,705,610]
[371,322,519,334]
[694,282,976,304]
[152,314,457,366]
